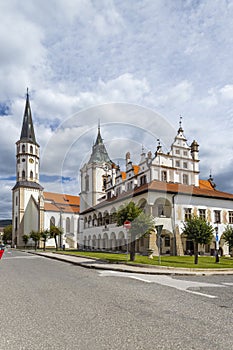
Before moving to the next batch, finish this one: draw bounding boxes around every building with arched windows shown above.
[12,92,80,248]
[79,121,233,256]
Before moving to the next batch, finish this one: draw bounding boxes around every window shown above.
[214,210,221,223]
[229,211,233,224]
[183,162,188,169]
[50,216,55,227]
[165,235,170,247]
[175,149,180,154]
[184,208,192,221]
[199,209,206,220]
[16,197,18,206]
[22,170,25,180]
[140,175,147,186]
[127,181,133,191]
[175,160,180,167]
[183,151,188,156]
[158,204,165,216]
[66,217,70,233]
[161,171,167,181]
[30,171,33,180]
[22,145,25,153]
[116,187,121,196]
[183,174,188,185]
[85,175,89,191]
[102,176,107,190]
[30,146,33,154]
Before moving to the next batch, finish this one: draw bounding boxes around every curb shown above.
[25,251,233,276]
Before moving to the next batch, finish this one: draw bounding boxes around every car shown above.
[0,244,5,250]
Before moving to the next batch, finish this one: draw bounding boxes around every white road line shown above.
[99,271,224,298]
[2,255,42,260]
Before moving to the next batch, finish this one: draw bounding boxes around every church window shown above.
[161,171,167,181]
[229,211,233,224]
[30,146,33,154]
[183,174,188,185]
[22,170,25,179]
[66,217,70,233]
[30,171,33,180]
[214,210,221,223]
[85,175,89,191]
[15,217,18,230]
[175,160,180,167]
[50,216,55,227]
[184,208,192,221]
[16,197,18,206]
[22,145,25,153]
[199,209,206,220]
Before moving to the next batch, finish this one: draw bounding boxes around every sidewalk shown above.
[27,251,233,276]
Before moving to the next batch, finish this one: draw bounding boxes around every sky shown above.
[1,0,233,219]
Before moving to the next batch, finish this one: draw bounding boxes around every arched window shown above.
[85,175,89,191]
[50,216,55,227]
[66,217,70,233]
[22,170,25,180]
[30,171,33,180]
[30,146,33,154]
[22,145,25,153]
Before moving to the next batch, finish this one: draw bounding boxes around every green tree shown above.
[3,225,12,245]
[22,235,29,249]
[30,230,41,251]
[222,225,233,254]
[116,202,155,261]
[41,230,50,251]
[49,226,63,251]
[182,215,214,264]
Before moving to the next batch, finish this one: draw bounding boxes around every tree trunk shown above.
[55,236,58,251]
[130,240,136,261]
[35,241,37,251]
[194,241,198,264]
[43,241,46,251]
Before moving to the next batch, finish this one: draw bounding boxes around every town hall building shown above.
[12,92,233,255]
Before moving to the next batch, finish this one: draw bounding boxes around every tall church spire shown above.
[20,89,37,144]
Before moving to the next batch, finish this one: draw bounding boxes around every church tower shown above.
[80,125,113,212]
[12,90,44,247]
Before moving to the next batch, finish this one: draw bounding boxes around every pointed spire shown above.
[178,115,184,134]
[95,120,103,145]
[20,89,37,144]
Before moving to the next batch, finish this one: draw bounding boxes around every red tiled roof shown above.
[43,192,80,214]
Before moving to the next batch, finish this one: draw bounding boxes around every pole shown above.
[215,225,219,263]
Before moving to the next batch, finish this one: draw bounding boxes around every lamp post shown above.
[215,225,219,263]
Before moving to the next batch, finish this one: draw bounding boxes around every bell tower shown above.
[80,125,112,212]
[12,90,44,247]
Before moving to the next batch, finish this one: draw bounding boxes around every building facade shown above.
[79,123,233,256]
[12,92,80,248]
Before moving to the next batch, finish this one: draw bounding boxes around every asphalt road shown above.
[1,249,233,350]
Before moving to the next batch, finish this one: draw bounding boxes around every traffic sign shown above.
[124,220,131,229]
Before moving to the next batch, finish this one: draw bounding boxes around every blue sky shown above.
[1,0,233,219]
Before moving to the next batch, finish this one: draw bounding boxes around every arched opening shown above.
[153,198,172,218]
[110,232,117,250]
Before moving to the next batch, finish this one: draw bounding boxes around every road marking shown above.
[99,271,224,298]
[222,282,233,286]
[2,255,42,260]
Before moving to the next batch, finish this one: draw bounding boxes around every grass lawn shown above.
[55,250,233,269]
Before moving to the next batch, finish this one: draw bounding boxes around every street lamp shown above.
[215,225,219,263]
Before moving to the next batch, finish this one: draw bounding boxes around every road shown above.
[1,249,233,350]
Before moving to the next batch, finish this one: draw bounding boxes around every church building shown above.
[79,121,233,256]
[12,92,80,248]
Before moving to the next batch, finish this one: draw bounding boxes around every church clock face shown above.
[29,158,34,163]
